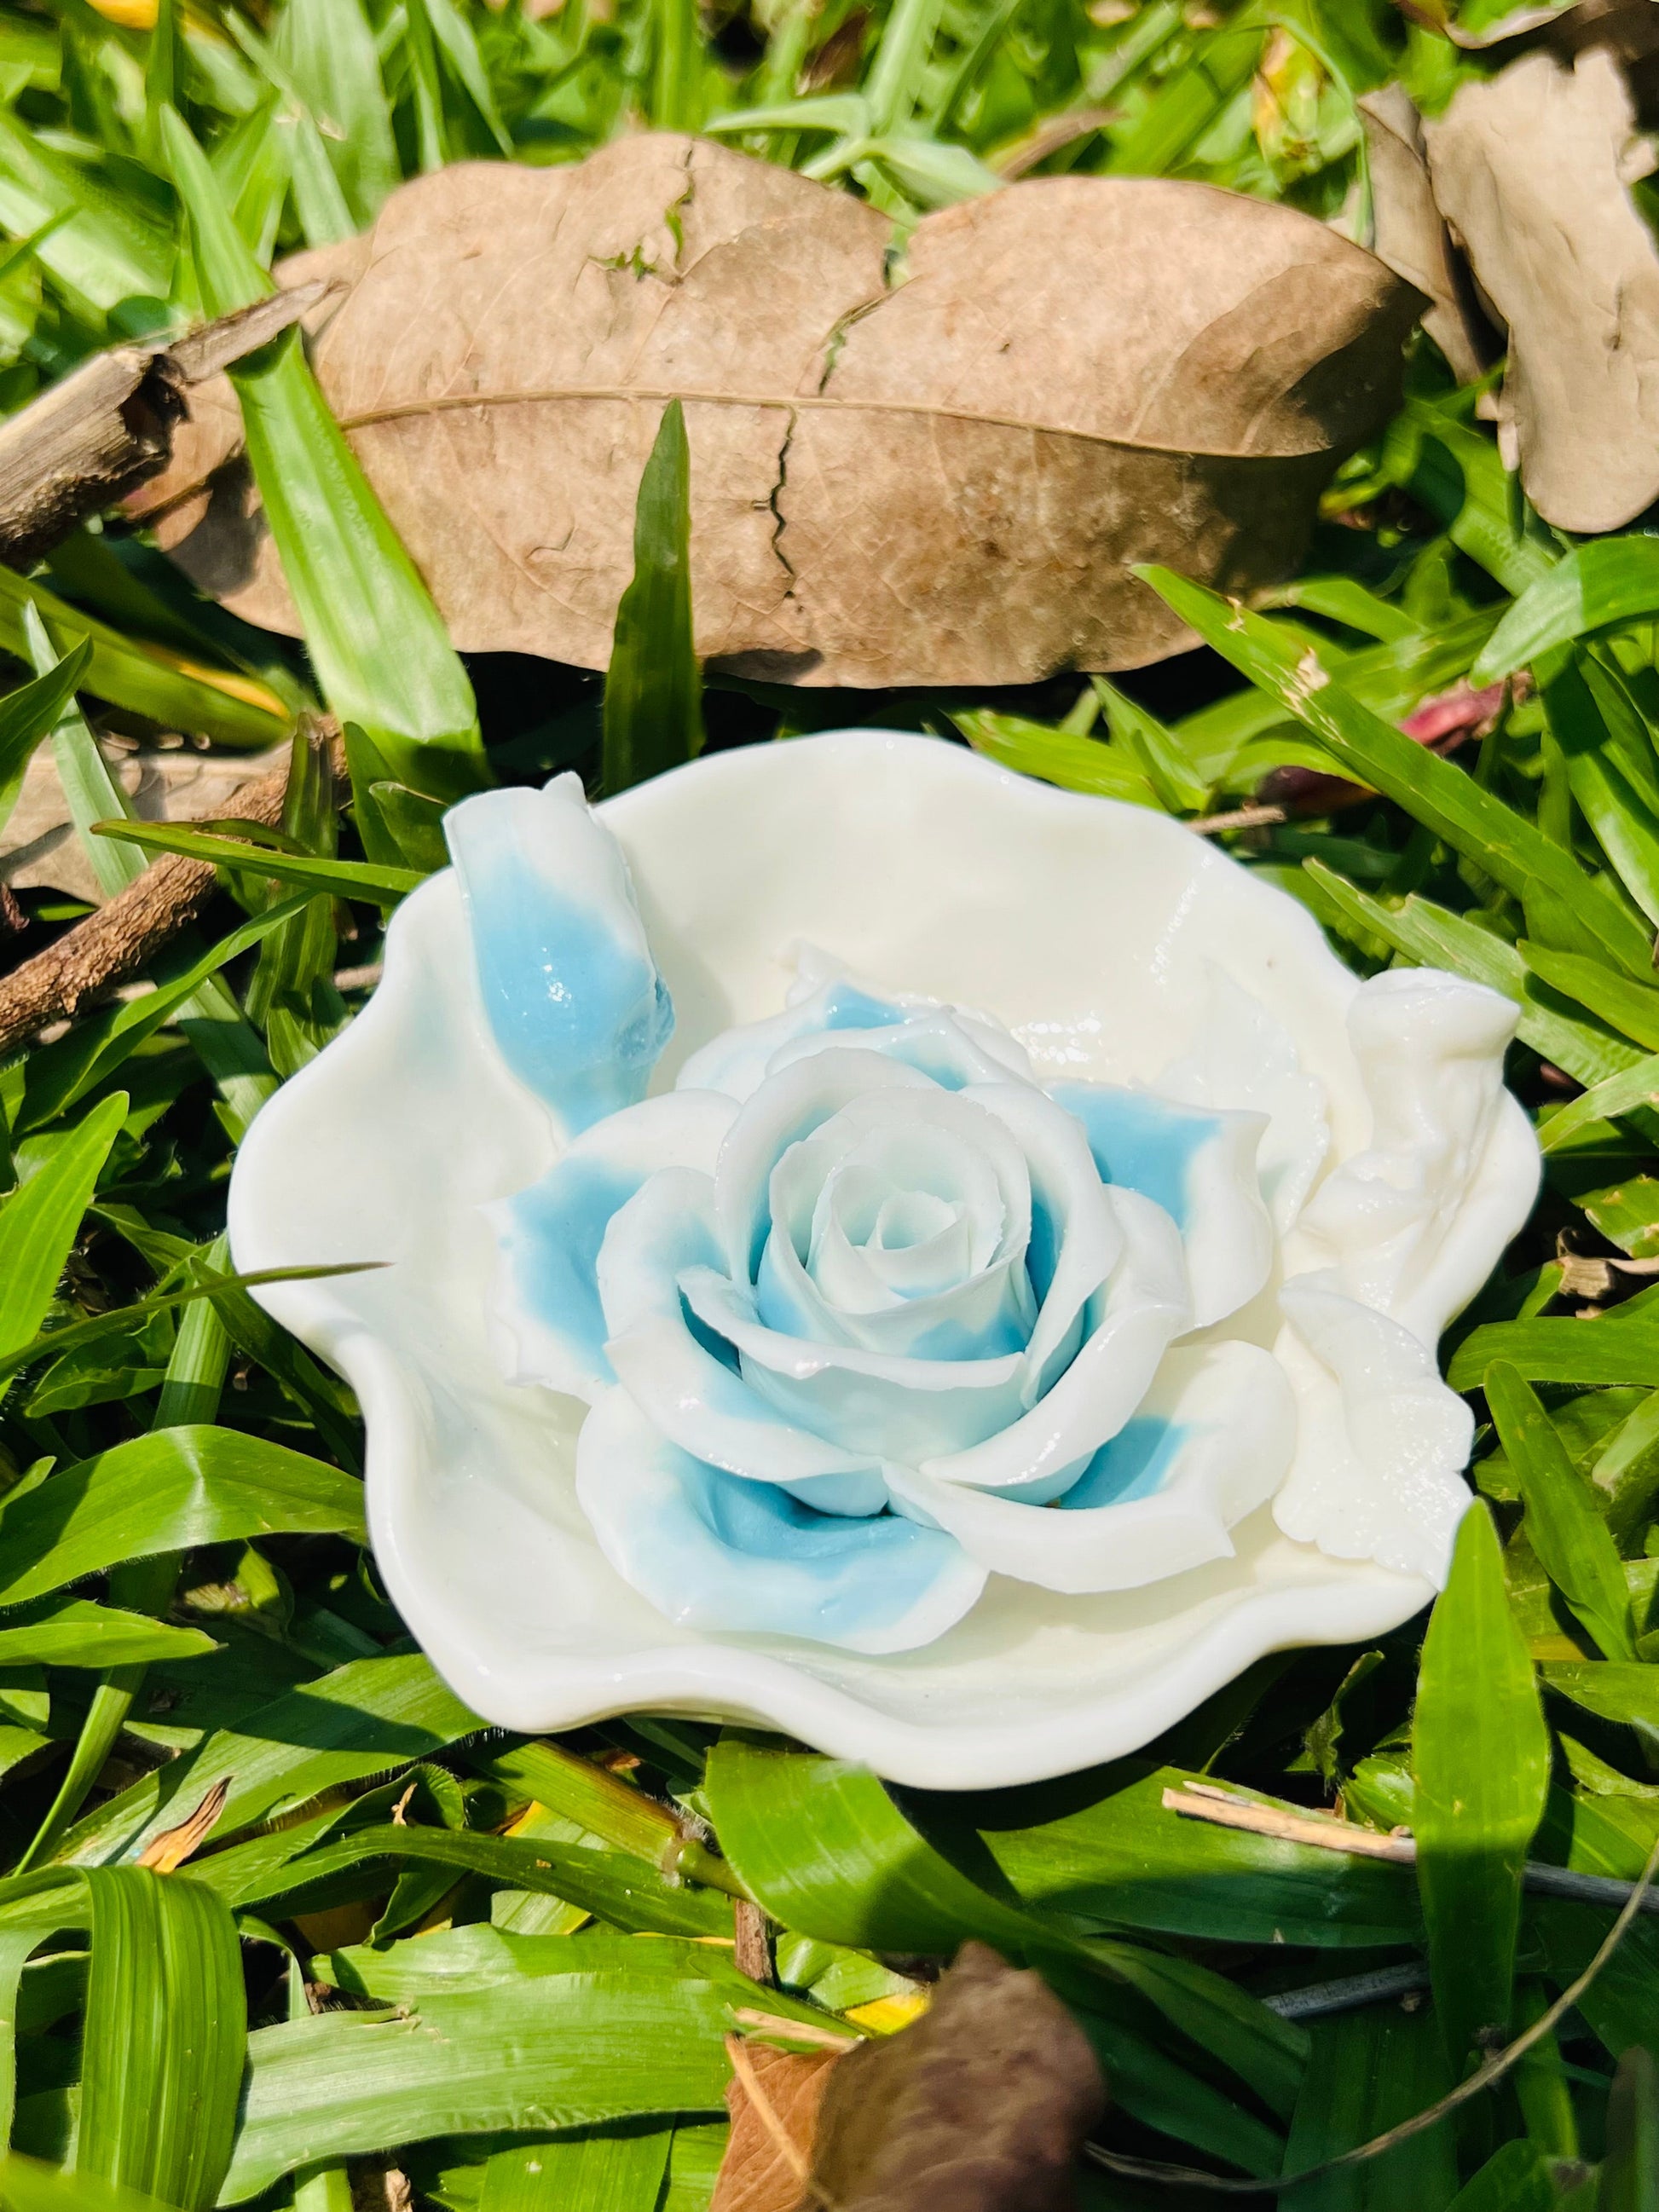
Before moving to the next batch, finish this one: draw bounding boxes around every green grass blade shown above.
[602,400,704,796]
[477,2134,670,2212]
[23,603,146,898]
[0,641,95,844]
[272,0,398,225]
[0,569,287,752]
[1139,565,1654,973]
[0,1092,126,1362]
[54,1651,482,1867]
[0,2152,187,2212]
[1487,1361,1638,1660]
[1412,1500,1549,2076]
[1383,405,1560,598]
[1449,1303,1659,1389]
[1519,943,1659,1052]
[0,1263,377,1392]
[1094,679,1209,811]
[220,1975,735,2203]
[1477,539,1659,683]
[0,1426,366,1608]
[0,1601,215,1670]
[77,1868,245,2209]
[93,818,424,903]
[1598,2045,1659,2212]
[159,105,485,804]
[1540,1057,1659,1155]
[18,893,308,1133]
[0,108,173,315]
[952,709,1158,805]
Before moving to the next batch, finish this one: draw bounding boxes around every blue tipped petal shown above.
[1049,1082,1271,1328]
[447,776,673,1134]
[1049,1083,1222,1232]
[1061,1418,1189,1509]
[576,1388,986,1654]
[488,1092,737,1401]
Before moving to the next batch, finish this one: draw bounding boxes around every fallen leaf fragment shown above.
[136,1776,232,1871]
[135,133,1421,685]
[1357,85,1488,385]
[713,2041,840,2212]
[1423,50,1659,533]
[806,1940,1105,2211]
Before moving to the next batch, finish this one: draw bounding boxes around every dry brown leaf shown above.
[135,1775,232,1871]
[1448,0,1659,118]
[1423,49,1659,533]
[134,133,1420,686]
[1356,85,1489,386]
[712,2041,841,2212]
[804,1941,1105,2212]
[1,740,288,904]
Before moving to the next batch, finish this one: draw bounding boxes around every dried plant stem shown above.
[0,723,342,1061]
[1088,1820,1659,2192]
[1187,803,1288,835]
[1165,1782,1659,1911]
[1164,1784,1414,1860]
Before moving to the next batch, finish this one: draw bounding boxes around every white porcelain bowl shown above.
[228,731,1538,1789]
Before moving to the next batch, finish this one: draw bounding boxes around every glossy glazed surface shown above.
[229,731,1538,1787]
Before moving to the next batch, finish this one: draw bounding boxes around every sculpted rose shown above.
[231,733,1537,1787]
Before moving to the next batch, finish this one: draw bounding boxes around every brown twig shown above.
[1163,1783,1414,1860]
[0,287,326,569]
[1188,803,1288,835]
[1165,1782,1659,1913]
[1089,1822,1659,2192]
[0,719,341,1062]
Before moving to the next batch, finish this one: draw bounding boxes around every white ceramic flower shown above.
[229,731,1539,1788]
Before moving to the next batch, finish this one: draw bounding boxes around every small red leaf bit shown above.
[803,1940,1107,2212]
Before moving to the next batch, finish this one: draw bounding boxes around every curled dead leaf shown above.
[710,1942,1106,2212]
[135,1775,231,1871]
[134,134,1421,686]
[1357,85,1490,386]
[713,2041,841,2212]
[1423,49,1659,533]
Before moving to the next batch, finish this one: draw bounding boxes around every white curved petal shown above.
[1289,968,1538,1344]
[1155,966,1330,1234]
[575,1388,985,1655]
[445,774,673,1135]
[771,1089,1032,1304]
[679,1265,1029,1461]
[887,1343,1294,1593]
[714,1048,934,1281]
[599,1168,887,1512]
[1275,1273,1472,1585]
[808,1124,1008,1301]
[920,1187,1191,1499]
[772,1011,1034,1093]
[675,973,913,1100]
[1049,1083,1273,1330]
[678,963,1039,1102]
[963,1082,1123,1389]
[487,1090,737,1400]
[758,1223,1035,1364]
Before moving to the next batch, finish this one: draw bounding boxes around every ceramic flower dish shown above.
[229,731,1538,1789]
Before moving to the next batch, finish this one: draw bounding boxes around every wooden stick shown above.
[0,286,325,569]
[1163,1783,1416,1861]
[1187,803,1287,836]
[1164,1782,1659,1912]
[0,720,341,1061]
